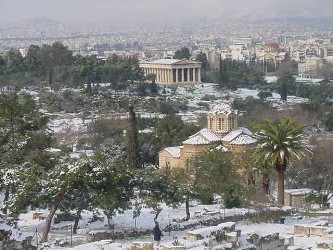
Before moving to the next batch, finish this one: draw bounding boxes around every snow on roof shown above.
[222,127,253,142]
[284,188,312,195]
[295,77,324,84]
[152,59,181,64]
[222,130,242,142]
[198,128,221,142]
[230,134,257,145]
[238,127,253,136]
[164,146,182,158]
[183,135,210,145]
[208,103,235,116]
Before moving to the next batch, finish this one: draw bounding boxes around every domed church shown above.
[158,104,257,168]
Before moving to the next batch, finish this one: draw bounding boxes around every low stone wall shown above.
[0,225,36,250]
[87,229,152,242]
[294,224,332,237]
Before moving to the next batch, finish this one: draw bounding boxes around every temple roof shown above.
[140,58,201,65]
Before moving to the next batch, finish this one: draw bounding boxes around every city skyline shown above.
[1,0,333,25]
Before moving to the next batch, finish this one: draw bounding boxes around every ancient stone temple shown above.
[139,59,201,85]
[158,105,257,169]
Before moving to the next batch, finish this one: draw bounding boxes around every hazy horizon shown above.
[1,0,333,25]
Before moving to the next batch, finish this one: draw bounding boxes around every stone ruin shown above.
[0,223,36,250]
[131,222,295,250]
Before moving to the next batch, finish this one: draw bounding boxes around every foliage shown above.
[254,117,311,205]
[257,91,272,100]
[137,168,181,220]
[276,72,295,101]
[155,114,198,147]
[305,193,329,206]
[174,47,190,60]
[223,186,241,208]
[0,93,55,213]
[324,107,333,131]
[86,118,124,148]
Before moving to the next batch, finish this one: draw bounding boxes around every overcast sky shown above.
[0,0,332,24]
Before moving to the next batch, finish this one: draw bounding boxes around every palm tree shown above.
[254,117,311,206]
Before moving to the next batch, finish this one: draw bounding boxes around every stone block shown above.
[310,226,326,236]
[323,227,333,237]
[131,242,154,250]
[226,232,238,243]
[294,224,309,235]
[32,212,43,220]
[186,222,235,242]
[283,236,294,246]
[186,231,204,242]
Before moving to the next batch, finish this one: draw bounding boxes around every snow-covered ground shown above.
[14,201,333,250]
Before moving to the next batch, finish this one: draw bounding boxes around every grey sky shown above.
[0,0,332,24]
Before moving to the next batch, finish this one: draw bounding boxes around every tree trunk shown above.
[153,209,161,222]
[48,68,53,86]
[185,197,190,221]
[41,189,64,243]
[262,174,270,195]
[2,187,9,214]
[107,203,118,230]
[277,171,285,206]
[73,210,81,235]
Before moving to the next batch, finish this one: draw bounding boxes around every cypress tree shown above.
[219,58,228,88]
[126,106,141,168]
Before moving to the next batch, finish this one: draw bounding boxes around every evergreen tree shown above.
[218,58,229,88]
[174,47,190,59]
[277,72,295,101]
[126,106,141,168]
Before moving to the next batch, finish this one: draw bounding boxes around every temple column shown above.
[176,68,179,83]
[166,69,168,83]
[187,68,190,83]
[193,68,196,82]
[181,68,184,83]
[158,68,161,82]
[198,68,201,83]
[169,69,172,83]
[163,69,166,83]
